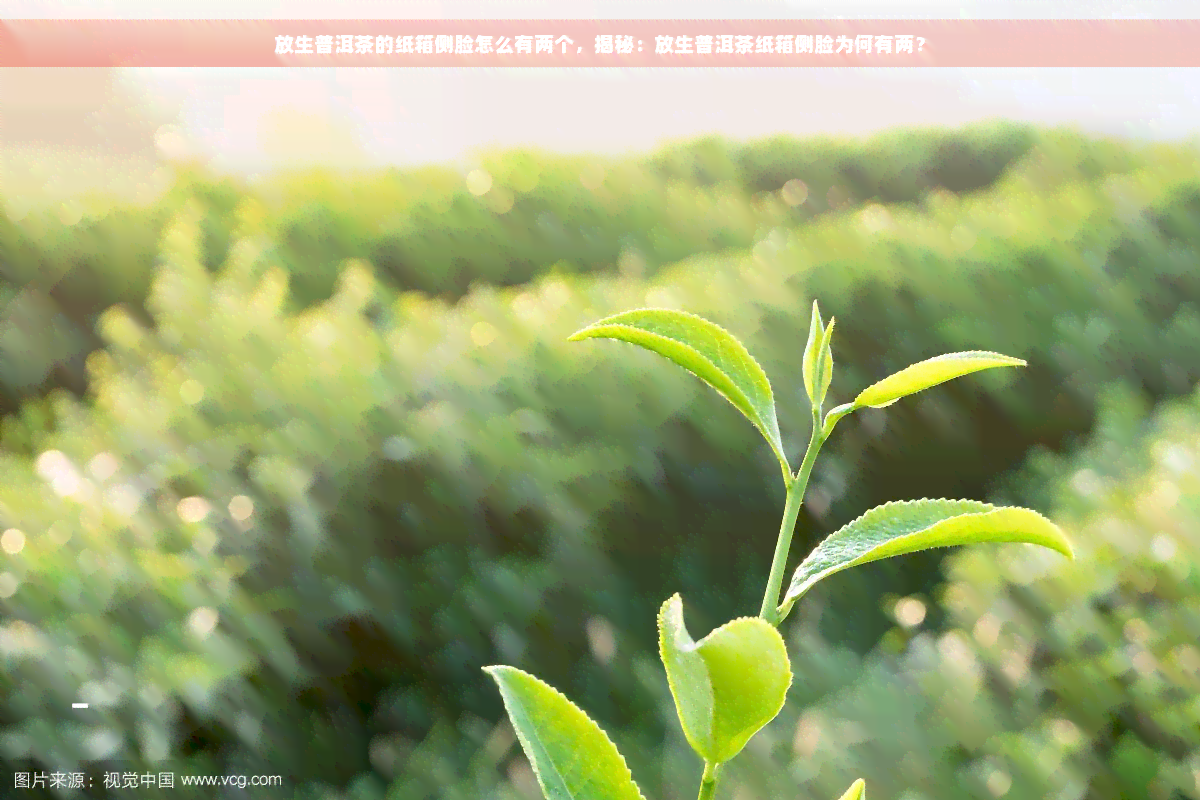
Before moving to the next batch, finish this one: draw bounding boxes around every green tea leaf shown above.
[854,351,1026,409]
[484,665,647,800]
[802,301,825,406]
[836,779,866,800]
[569,309,788,473]
[814,317,836,407]
[821,401,855,438]
[780,499,1073,615]
[658,594,792,765]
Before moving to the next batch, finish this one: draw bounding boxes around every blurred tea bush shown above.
[0,121,1040,415]
[1,123,1199,799]
[708,384,1200,800]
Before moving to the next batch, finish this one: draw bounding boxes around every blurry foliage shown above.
[0,122,1044,415]
[709,384,1200,800]
[0,124,1199,798]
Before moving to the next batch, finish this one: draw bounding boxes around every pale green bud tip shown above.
[803,301,826,404]
[813,317,836,404]
[836,778,866,800]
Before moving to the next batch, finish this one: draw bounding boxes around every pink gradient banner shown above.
[2,19,1198,67]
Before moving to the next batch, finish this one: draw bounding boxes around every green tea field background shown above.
[2,70,1199,799]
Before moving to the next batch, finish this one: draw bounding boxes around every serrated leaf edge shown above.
[569,308,787,469]
[854,350,1027,409]
[781,498,1073,612]
[484,664,648,800]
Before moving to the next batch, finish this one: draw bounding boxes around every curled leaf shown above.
[484,665,647,800]
[802,300,825,406]
[780,499,1073,616]
[658,594,792,765]
[821,401,855,438]
[854,350,1026,409]
[814,317,836,407]
[570,309,788,473]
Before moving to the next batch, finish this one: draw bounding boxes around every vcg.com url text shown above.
[178,775,283,788]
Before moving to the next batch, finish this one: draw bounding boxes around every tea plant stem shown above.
[759,409,825,626]
[696,761,720,800]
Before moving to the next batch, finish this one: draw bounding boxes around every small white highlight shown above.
[1151,533,1178,562]
[88,453,119,481]
[177,496,211,524]
[986,769,1012,797]
[894,597,927,628]
[187,606,219,639]
[1,529,25,555]
[72,703,88,709]
[37,450,86,498]
[228,495,254,522]
[973,614,1002,647]
[781,178,808,206]
[35,450,70,480]
[466,169,493,196]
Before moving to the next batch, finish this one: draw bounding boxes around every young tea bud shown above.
[802,300,825,407]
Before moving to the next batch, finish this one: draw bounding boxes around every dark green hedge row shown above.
[2,130,1199,799]
[0,122,1050,415]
